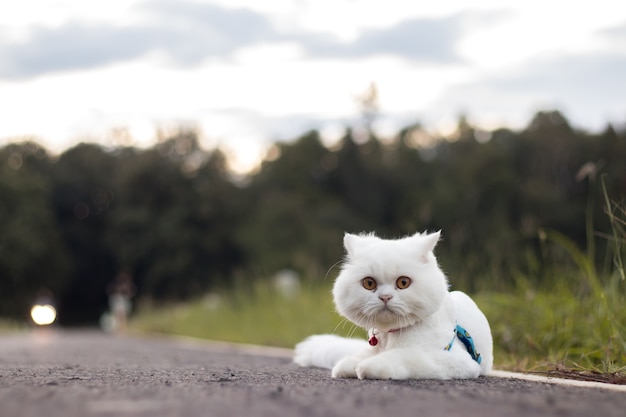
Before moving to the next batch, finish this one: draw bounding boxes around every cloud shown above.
[317,15,465,62]
[0,0,277,78]
[296,12,497,63]
[136,0,277,61]
[490,53,626,104]
[431,49,626,130]
[0,22,153,78]
[0,1,487,79]
[599,21,626,42]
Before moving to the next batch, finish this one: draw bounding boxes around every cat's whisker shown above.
[335,308,369,338]
[336,317,360,338]
[347,324,361,338]
[332,318,347,334]
[323,260,343,283]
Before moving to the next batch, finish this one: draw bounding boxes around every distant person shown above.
[107,270,136,332]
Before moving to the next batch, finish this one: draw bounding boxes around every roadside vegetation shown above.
[133,179,626,381]
[0,319,27,333]
[132,257,625,381]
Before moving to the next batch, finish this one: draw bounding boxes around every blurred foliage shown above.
[1,110,625,325]
[132,280,350,348]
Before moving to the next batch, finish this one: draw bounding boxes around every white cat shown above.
[294,231,493,380]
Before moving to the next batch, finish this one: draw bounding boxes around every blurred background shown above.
[1,0,625,372]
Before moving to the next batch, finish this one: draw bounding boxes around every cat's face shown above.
[332,231,448,331]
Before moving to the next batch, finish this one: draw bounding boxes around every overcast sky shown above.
[1,0,625,172]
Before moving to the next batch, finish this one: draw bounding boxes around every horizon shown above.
[3,108,622,176]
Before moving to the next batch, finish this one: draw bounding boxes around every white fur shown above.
[294,231,493,380]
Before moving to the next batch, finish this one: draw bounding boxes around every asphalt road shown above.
[0,330,624,417]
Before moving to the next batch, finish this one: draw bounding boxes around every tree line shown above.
[1,110,625,324]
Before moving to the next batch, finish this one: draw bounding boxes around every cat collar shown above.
[368,325,482,364]
[367,327,401,346]
[367,328,380,346]
[444,324,482,364]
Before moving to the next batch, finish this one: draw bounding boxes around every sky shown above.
[1,0,625,173]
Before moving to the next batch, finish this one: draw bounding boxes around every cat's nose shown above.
[379,294,393,303]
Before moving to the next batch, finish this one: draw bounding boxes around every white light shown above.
[30,304,57,326]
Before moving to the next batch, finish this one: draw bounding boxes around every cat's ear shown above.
[343,233,358,257]
[412,230,440,262]
[421,230,441,253]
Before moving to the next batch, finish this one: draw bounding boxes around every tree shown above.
[0,143,70,318]
[50,143,118,323]
[107,132,245,300]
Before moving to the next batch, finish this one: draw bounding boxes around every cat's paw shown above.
[355,356,404,380]
[331,356,359,378]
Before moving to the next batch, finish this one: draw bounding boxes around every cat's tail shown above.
[293,334,367,370]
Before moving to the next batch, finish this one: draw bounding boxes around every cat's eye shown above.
[396,276,412,289]
[362,277,377,290]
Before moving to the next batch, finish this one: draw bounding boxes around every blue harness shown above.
[444,324,482,364]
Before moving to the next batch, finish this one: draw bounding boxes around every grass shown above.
[475,279,626,374]
[0,318,27,333]
[132,280,365,347]
[473,175,624,378]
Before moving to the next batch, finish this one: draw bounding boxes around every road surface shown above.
[0,330,624,417]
